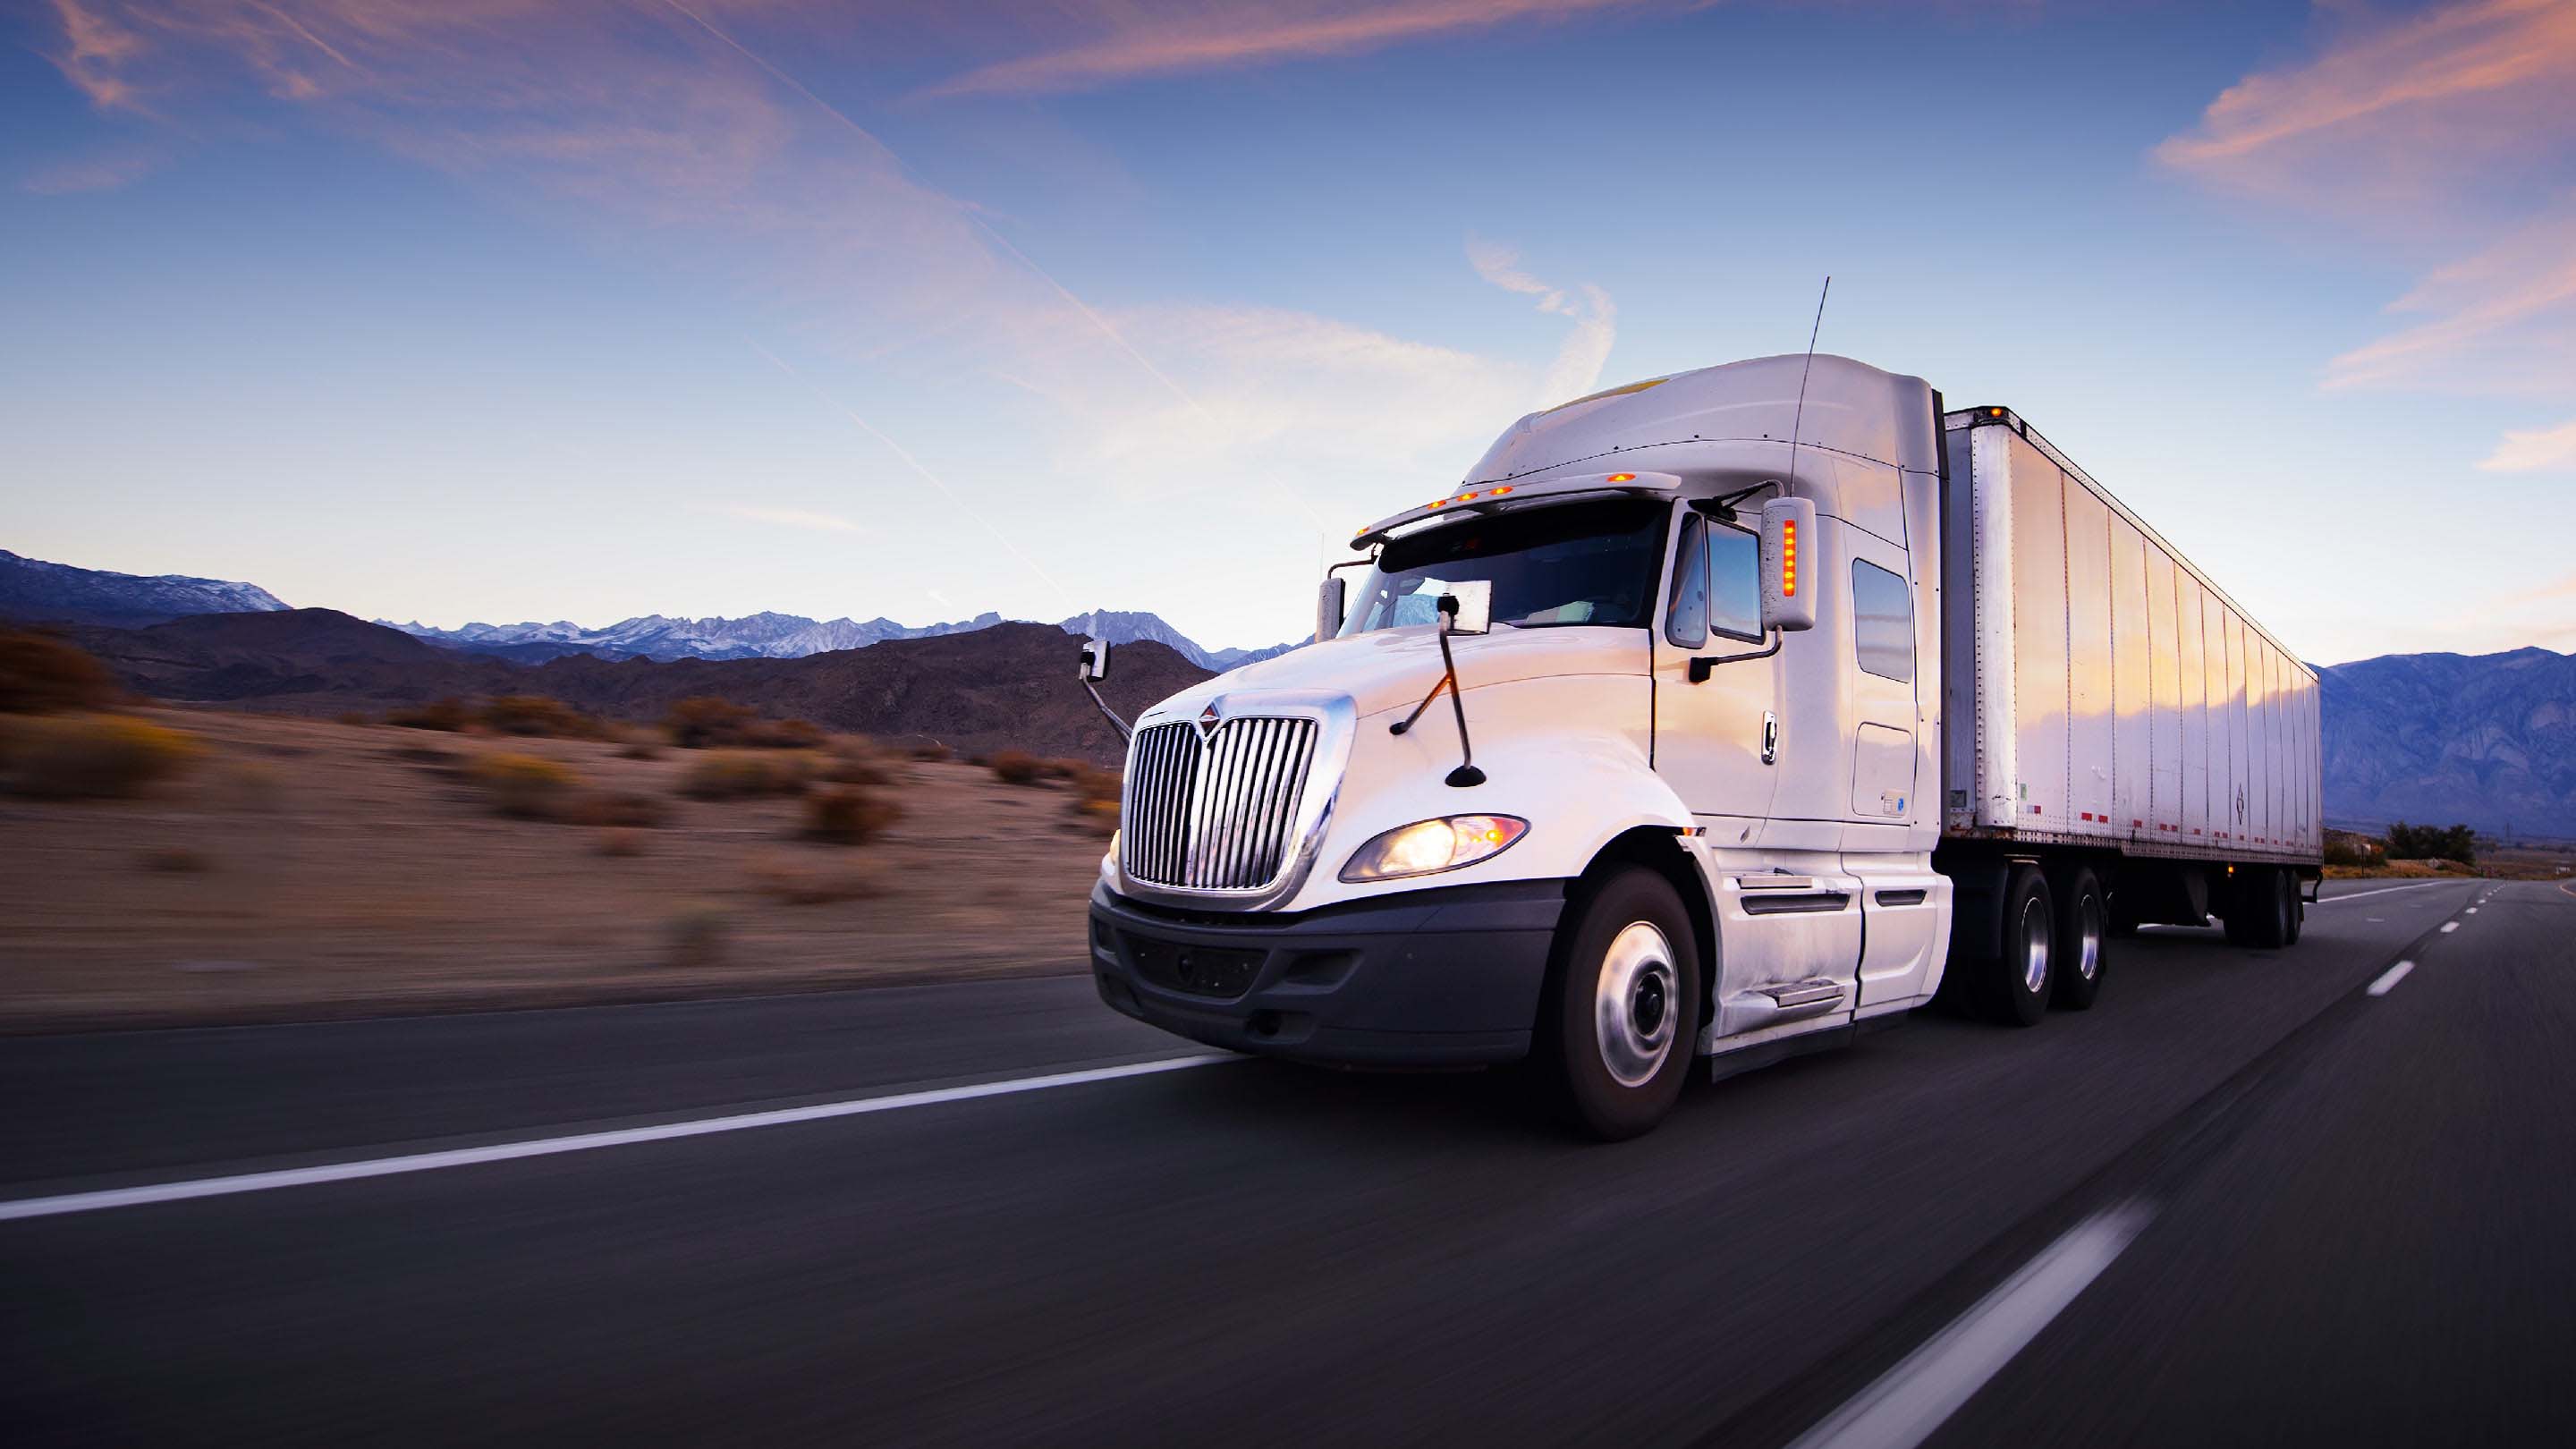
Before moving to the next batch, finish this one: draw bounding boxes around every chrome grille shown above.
[1121,716,1320,892]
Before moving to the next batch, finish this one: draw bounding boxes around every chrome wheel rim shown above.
[2078,893,2104,981]
[1595,921,1678,1089]
[2021,897,2052,995]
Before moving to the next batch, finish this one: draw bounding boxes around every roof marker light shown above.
[1606,472,1636,483]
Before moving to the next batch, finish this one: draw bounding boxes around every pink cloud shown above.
[914,0,1658,99]
[22,148,160,193]
[2159,1,2576,455]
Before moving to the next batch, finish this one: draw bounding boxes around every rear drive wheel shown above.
[1546,868,1702,1141]
[2050,868,2107,1011]
[1971,865,2055,1027]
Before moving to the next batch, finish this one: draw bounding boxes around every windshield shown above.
[1338,497,1669,637]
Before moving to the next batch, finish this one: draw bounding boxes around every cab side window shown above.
[1852,558,1913,682]
[1664,514,1708,648]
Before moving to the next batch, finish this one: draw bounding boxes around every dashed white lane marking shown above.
[2466,908,2479,914]
[2366,917,2385,922]
[2441,922,2460,934]
[0,1055,1233,1224]
[2313,881,2465,906]
[1785,1202,2157,1449]
[2368,962,2416,997]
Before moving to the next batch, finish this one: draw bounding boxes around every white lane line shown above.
[2366,917,2385,922]
[2466,908,2478,914]
[2368,961,2416,997]
[0,1055,1233,1224]
[2312,881,2464,905]
[2441,922,2460,934]
[1785,1201,2157,1449]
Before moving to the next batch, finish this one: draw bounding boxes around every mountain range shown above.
[383,607,1295,672]
[4,546,2570,836]
[0,546,1292,672]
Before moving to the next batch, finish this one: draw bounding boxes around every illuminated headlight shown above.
[1339,815,1528,883]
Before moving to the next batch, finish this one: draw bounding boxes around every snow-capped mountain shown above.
[386,607,1299,671]
[0,548,290,627]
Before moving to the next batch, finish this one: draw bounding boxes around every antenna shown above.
[1785,275,1832,478]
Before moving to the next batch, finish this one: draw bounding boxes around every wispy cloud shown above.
[705,504,864,534]
[1468,236,1616,410]
[45,0,148,110]
[2158,0,2576,453]
[2480,418,2576,474]
[22,147,159,194]
[915,0,1656,99]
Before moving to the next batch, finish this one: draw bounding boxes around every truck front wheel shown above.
[1545,867,1702,1141]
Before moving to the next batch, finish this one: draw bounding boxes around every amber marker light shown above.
[1781,517,1799,597]
[1606,472,1636,482]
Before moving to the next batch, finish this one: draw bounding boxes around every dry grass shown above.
[482,695,610,740]
[0,713,202,799]
[988,749,1045,786]
[678,751,811,801]
[665,696,825,750]
[466,752,580,819]
[386,697,473,732]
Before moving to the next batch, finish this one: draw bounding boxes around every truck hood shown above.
[1136,624,1651,727]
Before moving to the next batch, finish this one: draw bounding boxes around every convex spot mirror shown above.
[1439,579,1492,635]
[1759,496,1818,633]
[1078,637,1111,682]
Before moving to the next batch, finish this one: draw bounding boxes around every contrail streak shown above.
[745,338,1077,615]
[648,0,1216,427]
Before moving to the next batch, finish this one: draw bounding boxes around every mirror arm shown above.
[1388,597,1484,786]
[1080,675,1132,743]
[1688,632,1782,683]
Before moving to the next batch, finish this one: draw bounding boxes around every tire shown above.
[2284,878,2305,946]
[1544,867,1702,1141]
[2050,867,2108,1011]
[2254,868,2295,949]
[1970,865,2055,1027]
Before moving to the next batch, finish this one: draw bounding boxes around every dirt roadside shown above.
[0,709,1113,1033]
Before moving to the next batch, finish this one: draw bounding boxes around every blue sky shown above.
[4,0,2572,661]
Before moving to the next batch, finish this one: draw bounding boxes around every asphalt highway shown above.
[5,877,2571,1446]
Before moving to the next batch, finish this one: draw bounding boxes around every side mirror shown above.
[1442,580,1493,635]
[1759,496,1818,633]
[1316,577,1345,643]
[1077,637,1111,682]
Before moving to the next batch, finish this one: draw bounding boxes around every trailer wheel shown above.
[1544,867,1702,1141]
[2284,878,2305,946]
[2050,868,2107,1011]
[2254,868,2296,949]
[1971,865,2055,1027]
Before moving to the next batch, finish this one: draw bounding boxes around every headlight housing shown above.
[1339,815,1528,883]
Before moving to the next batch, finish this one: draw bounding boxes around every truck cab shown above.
[1086,354,1954,1138]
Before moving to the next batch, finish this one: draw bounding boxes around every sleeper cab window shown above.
[1852,558,1913,682]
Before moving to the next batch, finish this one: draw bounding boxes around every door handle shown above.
[1761,711,1779,766]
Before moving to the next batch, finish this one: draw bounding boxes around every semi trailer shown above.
[1079,353,2321,1138]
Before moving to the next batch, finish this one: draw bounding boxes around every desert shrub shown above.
[481,695,606,740]
[466,752,580,819]
[0,714,200,799]
[386,697,471,732]
[817,737,891,785]
[613,727,665,760]
[0,630,124,715]
[565,789,669,828]
[903,740,951,762]
[754,716,826,750]
[677,751,810,801]
[988,749,1045,786]
[1063,764,1122,805]
[2322,831,2377,868]
[2386,821,2476,865]
[665,696,818,749]
[802,784,903,845]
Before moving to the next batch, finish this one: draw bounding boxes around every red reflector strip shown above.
[2132,819,2144,828]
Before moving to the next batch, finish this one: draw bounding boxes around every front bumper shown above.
[1089,878,1567,1066]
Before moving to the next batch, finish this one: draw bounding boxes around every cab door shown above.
[1651,506,1781,839]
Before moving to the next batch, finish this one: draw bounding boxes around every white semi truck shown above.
[1079,354,2321,1138]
